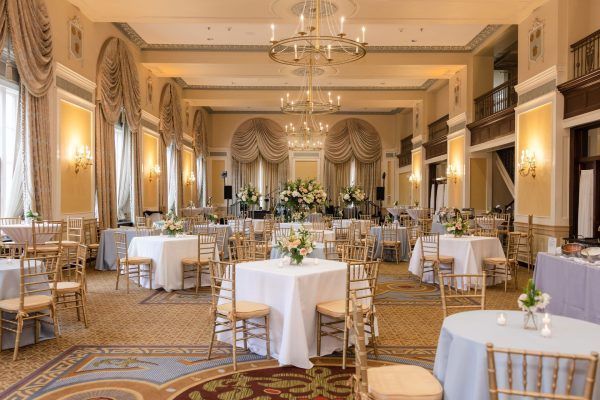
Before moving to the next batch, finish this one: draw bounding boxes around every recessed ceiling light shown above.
[398,28,404,32]
[227,27,232,31]
[411,39,417,43]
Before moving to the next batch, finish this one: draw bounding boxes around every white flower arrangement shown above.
[279,179,327,221]
[25,209,41,221]
[340,185,366,206]
[518,279,551,312]
[163,214,184,236]
[237,184,261,205]
[276,227,314,265]
[444,214,470,237]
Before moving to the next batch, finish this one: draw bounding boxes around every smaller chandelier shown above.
[280,65,341,115]
[286,114,328,151]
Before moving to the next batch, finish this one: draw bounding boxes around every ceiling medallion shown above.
[290,1,337,17]
[269,0,367,67]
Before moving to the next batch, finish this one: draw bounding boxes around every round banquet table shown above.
[370,225,409,261]
[408,235,505,286]
[0,223,58,244]
[434,310,600,400]
[216,258,373,369]
[270,243,326,260]
[0,259,54,350]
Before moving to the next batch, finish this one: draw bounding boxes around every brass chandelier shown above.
[285,110,329,151]
[280,63,341,115]
[269,0,367,66]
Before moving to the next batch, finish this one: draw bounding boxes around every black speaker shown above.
[224,185,233,200]
[376,187,385,201]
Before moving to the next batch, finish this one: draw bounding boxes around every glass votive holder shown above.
[496,312,507,326]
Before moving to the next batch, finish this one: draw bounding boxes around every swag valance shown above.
[96,37,141,131]
[325,118,382,164]
[159,83,183,149]
[231,118,288,164]
[192,108,208,156]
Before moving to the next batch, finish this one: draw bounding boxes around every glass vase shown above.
[523,309,538,330]
[289,255,304,265]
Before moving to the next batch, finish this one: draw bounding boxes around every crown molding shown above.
[55,63,96,93]
[514,66,564,95]
[446,112,467,128]
[178,78,436,92]
[141,110,160,125]
[206,108,405,115]
[115,23,501,54]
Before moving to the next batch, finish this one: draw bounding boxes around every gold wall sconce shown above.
[185,171,196,186]
[446,164,459,184]
[518,149,536,178]
[73,145,93,174]
[409,173,420,189]
[148,164,161,182]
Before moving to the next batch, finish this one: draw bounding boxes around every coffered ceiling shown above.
[69,0,540,112]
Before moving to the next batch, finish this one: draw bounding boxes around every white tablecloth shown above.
[270,244,326,260]
[336,219,371,235]
[386,207,403,220]
[408,235,505,284]
[406,208,429,221]
[128,235,219,291]
[434,310,600,400]
[251,220,313,232]
[0,259,54,350]
[0,223,58,244]
[217,258,351,369]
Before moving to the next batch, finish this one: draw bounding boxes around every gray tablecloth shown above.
[96,228,142,271]
[534,252,600,324]
[370,226,409,261]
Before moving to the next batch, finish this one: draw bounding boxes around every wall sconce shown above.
[409,173,420,189]
[73,145,93,174]
[148,164,161,182]
[518,149,536,178]
[185,171,196,186]
[446,164,459,184]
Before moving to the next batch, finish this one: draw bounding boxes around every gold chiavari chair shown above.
[363,235,376,261]
[29,220,63,256]
[486,344,598,400]
[399,214,413,227]
[135,216,149,228]
[114,232,153,293]
[417,218,433,233]
[0,242,25,258]
[342,244,368,263]
[244,239,271,260]
[324,239,348,261]
[381,224,402,263]
[439,272,486,318]
[349,292,443,400]
[244,219,255,240]
[259,218,275,242]
[181,233,217,293]
[0,253,61,360]
[520,214,535,270]
[135,227,158,236]
[475,216,499,237]
[193,220,210,235]
[214,226,228,260]
[0,217,21,225]
[54,244,89,327]
[207,260,271,370]
[407,225,421,258]
[482,232,521,292]
[312,221,327,231]
[316,260,380,369]
[228,233,247,262]
[274,227,291,241]
[309,230,324,243]
[334,226,350,241]
[52,217,84,281]
[83,218,100,261]
[350,222,363,243]
[418,232,454,283]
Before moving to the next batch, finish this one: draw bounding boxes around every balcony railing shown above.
[473,78,517,121]
[398,135,413,167]
[571,29,600,80]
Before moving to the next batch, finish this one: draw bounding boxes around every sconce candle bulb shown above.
[148,164,161,182]
[73,145,93,174]
[518,149,536,178]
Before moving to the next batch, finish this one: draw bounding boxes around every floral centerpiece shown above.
[25,209,41,223]
[279,178,327,222]
[207,214,219,223]
[518,279,551,329]
[276,227,314,265]
[340,185,366,207]
[444,214,470,237]
[163,212,184,237]
[237,184,261,206]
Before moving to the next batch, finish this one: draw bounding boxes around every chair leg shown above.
[207,313,216,360]
[231,318,238,371]
[148,264,153,290]
[115,262,121,290]
[195,266,201,294]
[13,317,23,361]
[370,313,378,358]
[265,315,271,360]
[242,320,248,350]
[126,265,130,294]
[181,265,185,290]
[51,303,60,339]
[316,312,322,356]
[81,292,89,328]
[342,321,349,370]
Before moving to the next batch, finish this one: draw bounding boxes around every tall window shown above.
[166,143,178,212]
[0,80,21,217]
[114,117,133,222]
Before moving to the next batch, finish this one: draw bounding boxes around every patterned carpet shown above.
[1,345,435,400]
[0,261,530,398]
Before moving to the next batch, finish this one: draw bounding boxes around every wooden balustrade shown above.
[473,79,517,121]
[571,29,600,80]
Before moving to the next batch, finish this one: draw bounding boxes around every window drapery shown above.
[230,118,288,199]
[324,118,382,205]
[0,0,54,218]
[115,120,133,221]
[95,37,142,228]
[159,83,183,212]
[192,108,208,206]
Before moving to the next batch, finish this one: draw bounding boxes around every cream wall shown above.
[294,160,318,180]
[411,149,422,205]
[397,172,411,205]
[425,82,450,124]
[59,100,94,215]
[181,147,196,205]
[142,132,160,211]
[516,103,553,217]
[469,158,488,212]
[447,135,465,208]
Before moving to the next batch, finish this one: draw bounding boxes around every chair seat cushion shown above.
[88,244,99,249]
[120,256,152,265]
[0,295,53,312]
[47,240,78,248]
[181,257,210,266]
[217,301,269,319]
[27,245,60,253]
[368,365,443,400]
[52,281,82,292]
[382,241,400,246]
[484,257,507,264]
[316,299,369,319]
[423,255,454,264]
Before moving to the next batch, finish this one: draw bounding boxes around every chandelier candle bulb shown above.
[281,97,284,108]
[340,16,345,35]
[328,91,332,103]
[270,24,275,42]
[300,14,304,33]
[294,44,298,60]
[362,26,366,43]
[327,44,331,60]
[337,95,341,106]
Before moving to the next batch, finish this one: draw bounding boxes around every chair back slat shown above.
[487,343,599,400]
[19,254,60,309]
[439,272,486,317]
[197,233,217,262]
[114,232,129,261]
[66,217,84,243]
[324,239,347,261]
[0,217,21,225]
[209,260,236,312]
[349,292,369,398]
[0,242,26,258]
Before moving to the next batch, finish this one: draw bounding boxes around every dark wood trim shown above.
[558,69,600,92]
[467,107,515,146]
[425,115,449,160]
